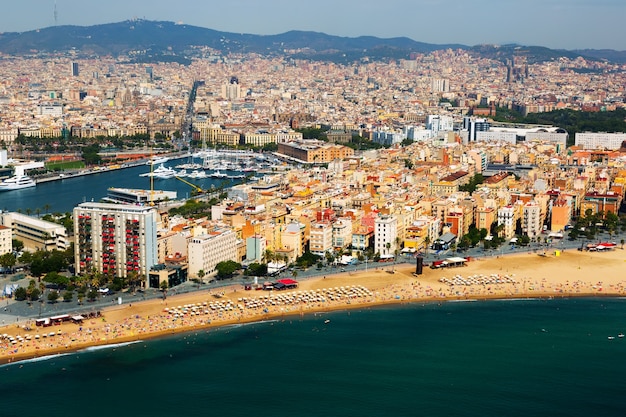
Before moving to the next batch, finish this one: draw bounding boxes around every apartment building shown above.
[522,202,542,238]
[374,215,398,257]
[332,218,353,249]
[188,228,237,278]
[73,203,158,283]
[0,212,68,252]
[575,133,626,150]
[0,225,11,255]
[497,205,518,239]
[309,221,333,256]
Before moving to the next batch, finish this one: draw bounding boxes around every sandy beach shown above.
[1,248,625,364]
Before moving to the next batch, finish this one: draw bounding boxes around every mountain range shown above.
[0,19,624,65]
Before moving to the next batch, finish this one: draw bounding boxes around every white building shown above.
[0,212,68,252]
[187,228,237,278]
[309,221,333,256]
[372,130,405,146]
[497,205,518,239]
[332,218,353,249]
[522,202,542,238]
[375,215,398,257]
[426,115,454,133]
[37,103,63,117]
[476,131,518,144]
[0,225,11,255]
[575,132,626,150]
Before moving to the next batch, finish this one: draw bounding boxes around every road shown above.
[1,230,623,324]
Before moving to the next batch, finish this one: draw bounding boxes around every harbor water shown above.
[0,161,243,214]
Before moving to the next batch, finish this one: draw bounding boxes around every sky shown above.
[1,0,624,51]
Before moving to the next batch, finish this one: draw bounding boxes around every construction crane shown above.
[174,175,206,196]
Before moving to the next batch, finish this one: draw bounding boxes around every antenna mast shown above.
[54,1,58,26]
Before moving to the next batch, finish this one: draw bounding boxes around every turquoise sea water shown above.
[3,298,626,417]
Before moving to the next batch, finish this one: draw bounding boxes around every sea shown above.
[2,297,626,417]
[0,159,243,214]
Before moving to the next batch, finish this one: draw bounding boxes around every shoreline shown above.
[2,249,625,365]
[1,292,603,367]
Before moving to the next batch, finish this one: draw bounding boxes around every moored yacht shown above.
[210,170,228,178]
[0,174,36,191]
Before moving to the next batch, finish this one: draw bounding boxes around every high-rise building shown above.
[71,62,79,77]
[462,117,490,142]
[374,215,398,257]
[73,203,158,283]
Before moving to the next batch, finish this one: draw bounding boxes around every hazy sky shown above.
[2,0,624,50]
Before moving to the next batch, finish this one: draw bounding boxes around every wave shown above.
[222,320,279,330]
[494,298,541,302]
[0,353,72,368]
[78,340,143,353]
[447,299,478,303]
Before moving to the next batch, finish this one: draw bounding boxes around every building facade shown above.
[73,203,158,283]
[0,212,68,252]
[187,228,237,279]
[374,215,398,257]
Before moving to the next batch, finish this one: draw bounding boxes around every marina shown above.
[0,150,286,213]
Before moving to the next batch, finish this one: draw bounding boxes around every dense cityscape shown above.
[3,12,626,414]
[1,45,626,292]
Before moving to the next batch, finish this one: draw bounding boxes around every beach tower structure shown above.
[415,257,423,275]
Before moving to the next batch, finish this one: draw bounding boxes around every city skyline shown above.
[1,0,624,51]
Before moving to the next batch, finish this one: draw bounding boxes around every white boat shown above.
[0,175,36,191]
[227,173,246,179]
[210,170,228,178]
[176,169,189,178]
[152,164,176,179]
[146,156,169,166]
[188,170,207,179]
[140,164,176,179]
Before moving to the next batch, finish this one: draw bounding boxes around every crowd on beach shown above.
[3,250,626,364]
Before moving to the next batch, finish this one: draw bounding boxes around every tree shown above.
[87,289,98,302]
[47,291,59,303]
[197,269,205,281]
[29,288,41,302]
[12,239,24,252]
[245,262,267,276]
[216,260,241,279]
[263,249,274,265]
[14,287,27,301]
[43,271,70,289]
[0,252,16,272]
[62,290,73,302]
[621,239,625,250]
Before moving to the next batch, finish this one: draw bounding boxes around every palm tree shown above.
[424,236,431,254]
[43,203,51,215]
